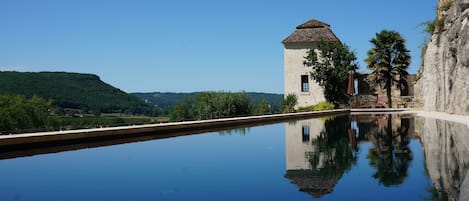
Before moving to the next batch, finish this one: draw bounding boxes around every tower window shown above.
[301,75,309,92]
[302,126,310,142]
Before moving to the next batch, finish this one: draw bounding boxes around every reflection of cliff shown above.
[419,117,469,201]
[284,116,356,198]
[461,170,469,201]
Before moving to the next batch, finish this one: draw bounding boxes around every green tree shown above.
[231,92,252,117]
[169,96,196,121]
[170,91,253,121]
[0,94,53,132]
[253,98,271,115]
[280,94,297,113]
[304,41,358,106]
[169,104,191,122]
[365,30,411,108]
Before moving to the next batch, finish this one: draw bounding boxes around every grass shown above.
[436,15,447,32]
[421,0,453,35]
[50,114,169,131]
[440,0,454,12]
[102,113,169,123]
[436,0,453,32]
[297,102,335,112]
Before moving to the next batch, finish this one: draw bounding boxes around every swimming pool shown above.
[0,113,467,201]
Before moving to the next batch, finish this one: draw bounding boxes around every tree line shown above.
[0,95,53,132]
[132,92,283,116]
[169,91,273,121]
[0,92,275,132]
[0,94,158,133]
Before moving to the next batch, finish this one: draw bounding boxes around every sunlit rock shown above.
[416,0,469,114]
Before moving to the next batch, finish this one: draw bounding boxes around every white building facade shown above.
[282,19,340,108]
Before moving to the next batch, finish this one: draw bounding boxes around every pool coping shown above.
[406,110,469,127]
[351,108,410,114]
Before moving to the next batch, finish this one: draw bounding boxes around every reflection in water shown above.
[418,117,469,201]
[366,114,413,186]
[307,115,357,182]
[284,113,469,200]
[218,127,250,136]
[285,115,357,198]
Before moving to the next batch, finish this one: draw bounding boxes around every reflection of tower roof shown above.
[285,170,342,198]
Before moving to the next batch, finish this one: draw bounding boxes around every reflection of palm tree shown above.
[308,115,358,178]
[367,114,413,186]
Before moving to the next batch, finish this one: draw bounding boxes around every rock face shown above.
[418,117,469,200]
[416,0,469,114]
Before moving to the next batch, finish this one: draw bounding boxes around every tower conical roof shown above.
[282,19,340,44]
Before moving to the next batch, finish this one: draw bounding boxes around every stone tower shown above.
[282,19,340,108]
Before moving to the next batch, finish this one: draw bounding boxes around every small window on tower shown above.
[301,75,309,92]
[302,126,310,142]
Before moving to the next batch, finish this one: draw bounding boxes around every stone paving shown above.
[407,110,469,127]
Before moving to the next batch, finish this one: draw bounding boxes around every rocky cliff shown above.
[416,0,469,114]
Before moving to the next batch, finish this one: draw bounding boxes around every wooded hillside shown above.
[0,71,157,115]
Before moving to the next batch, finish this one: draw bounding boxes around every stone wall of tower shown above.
[284,43,326,108]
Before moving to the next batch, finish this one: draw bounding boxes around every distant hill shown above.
[132,92,284,114]
[0,71,157,115]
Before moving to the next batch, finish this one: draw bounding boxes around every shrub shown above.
[0,94,53,131]
[297,105,315,112]
[434,0,453,33]
[169,91,253,121]
[435,15,446,32]
[281,94,298,113]
[313,101,335,111]
[297,102,335,112]
[440,0,454,12]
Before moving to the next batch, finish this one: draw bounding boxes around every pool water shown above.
[0,114,468,201]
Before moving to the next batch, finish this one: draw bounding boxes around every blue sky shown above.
[0,0,437,94]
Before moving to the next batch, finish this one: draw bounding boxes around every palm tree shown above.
[365,30,411,108]
[281,94,298,113]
